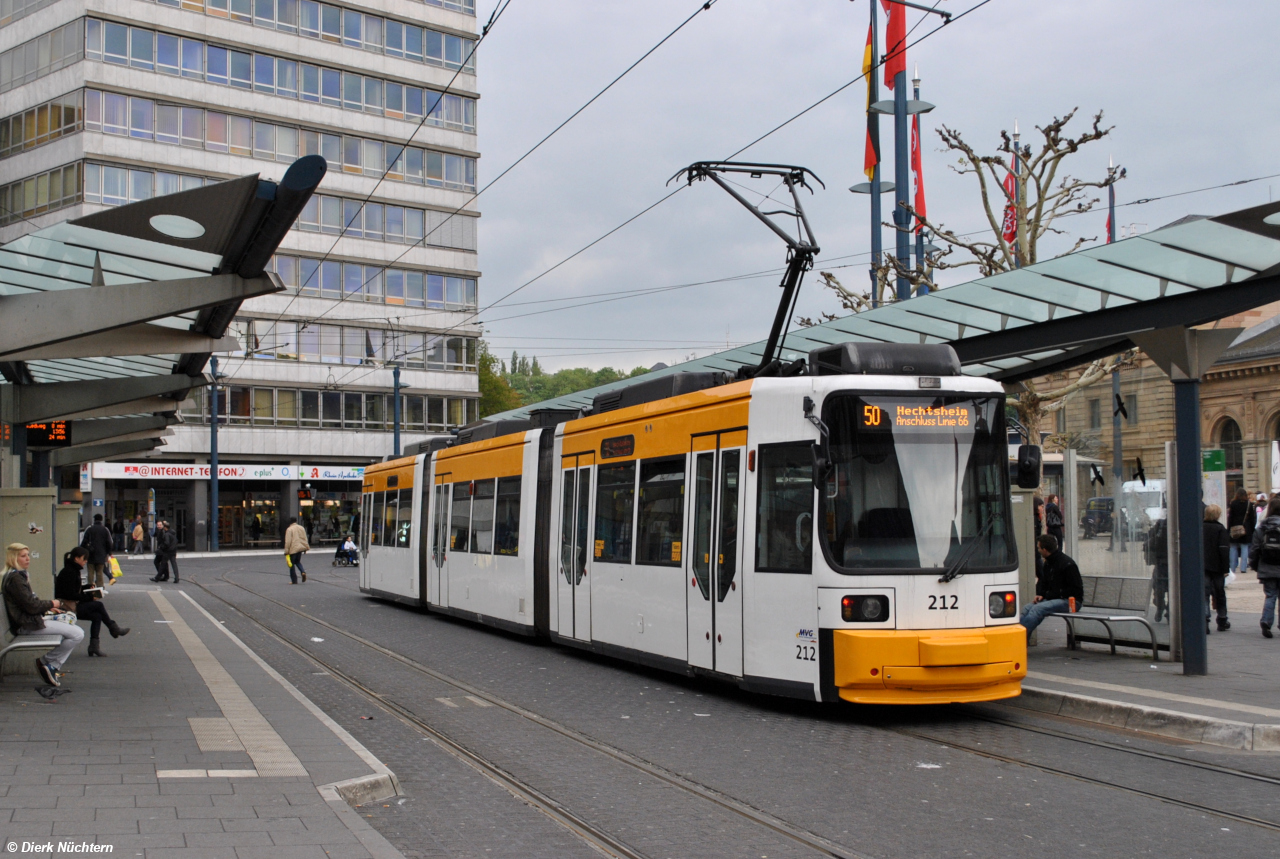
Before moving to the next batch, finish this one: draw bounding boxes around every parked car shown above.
[1081,497,1114,539]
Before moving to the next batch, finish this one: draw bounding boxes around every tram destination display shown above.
[858,401,976,431]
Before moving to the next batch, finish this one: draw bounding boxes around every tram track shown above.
[196,569,1280,843]
[192,571,869,859]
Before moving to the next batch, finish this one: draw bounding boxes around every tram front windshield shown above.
[821,394,1016,573]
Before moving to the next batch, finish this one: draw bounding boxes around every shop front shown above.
[90,462,367,550]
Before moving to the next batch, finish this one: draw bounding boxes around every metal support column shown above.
[893,68,910,301]
[1173,378,1207,675]
[392,365,402,458]
[209,356,219,553]
[1112,368,1124,553]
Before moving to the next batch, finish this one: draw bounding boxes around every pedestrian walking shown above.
[130,516,145,554]
[1020,534,1084,636]
[150,520,179,583]
[284,517,310,584]
[79,513,114,589]
[1249,495,1280,638]
[1203,504,1231,632]
[2,542,82,687]
[55,547,129,656]
[1227,487,1256,576]
[1044,494,1065,545]
[1145,516,1170,622]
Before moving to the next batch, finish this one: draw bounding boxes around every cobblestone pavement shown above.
[169,556,1279,859]
[0,582,399,859]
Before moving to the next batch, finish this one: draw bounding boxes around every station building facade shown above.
[1,0,482,548]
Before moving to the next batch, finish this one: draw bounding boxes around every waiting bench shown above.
[1048,575,1162,661]
[0,633,62,682]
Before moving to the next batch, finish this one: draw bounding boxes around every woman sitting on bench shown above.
[2,542,81,687]
[55,547,129,657]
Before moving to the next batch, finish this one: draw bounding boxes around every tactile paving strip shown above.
[152,591,309,777]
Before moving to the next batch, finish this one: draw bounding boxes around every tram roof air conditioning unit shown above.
[808,342,961,377]
[455,419,534,446]
[529,408,582,428]
[590,371,731,415]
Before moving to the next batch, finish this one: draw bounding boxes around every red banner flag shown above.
[1106,213,1113,243]
[911,112,926,230]
[863,25,878,181]
[882,1,907,89]
[1001,171,1017,244]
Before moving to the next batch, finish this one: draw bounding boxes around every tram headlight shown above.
[841,594,889,623]
[989,591,1018,618]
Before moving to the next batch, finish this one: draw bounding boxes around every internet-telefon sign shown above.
[92,463,365,481]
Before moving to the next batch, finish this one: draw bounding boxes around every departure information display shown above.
[26,421,71,447]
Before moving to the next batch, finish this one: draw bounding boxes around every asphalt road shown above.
[166,556,1280,859]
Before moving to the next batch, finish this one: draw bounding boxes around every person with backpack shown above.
[1203,504,1231,632]
[1249,495,1280,638]
[1227,487,1257,576]
[1044,494,1065,545]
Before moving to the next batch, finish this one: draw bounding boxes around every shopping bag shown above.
[1225,570,1237,587]
[108,557,123,580]
[285,554,293,568]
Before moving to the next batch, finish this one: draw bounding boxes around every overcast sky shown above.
[470,0,1280,372]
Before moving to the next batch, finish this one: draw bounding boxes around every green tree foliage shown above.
[501,350,649,407]
[478,342,522,418]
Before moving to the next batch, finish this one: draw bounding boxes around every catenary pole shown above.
[393,364,402,458]
[913,67,926,295]
[1109,160,1123,552]
[209,355,219,552]
[868,0,883,307]
[893,65,909,300]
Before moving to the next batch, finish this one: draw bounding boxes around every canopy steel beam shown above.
[950,272,1280,366]
[2,374,203,425]
[0,273,279,359]
[50,439,160,468]
[62,415,173,449]
[53,396,184,422]
[1,324,241,362]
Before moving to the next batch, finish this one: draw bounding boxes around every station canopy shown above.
[0,157,324,466]
[487,200,1280,421]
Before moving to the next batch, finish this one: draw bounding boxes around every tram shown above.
[358,342,1027,705]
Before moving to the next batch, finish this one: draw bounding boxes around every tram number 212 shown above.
[928,595,959,610]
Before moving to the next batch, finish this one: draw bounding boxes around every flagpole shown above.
[868,0,883,308]
[1108,155,1117,243]
[1012,121,1022,269]
[893,45,910,299]
[912,66,927,295]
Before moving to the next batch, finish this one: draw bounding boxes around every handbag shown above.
[1230,525,1246,539]
[44,611,77,625]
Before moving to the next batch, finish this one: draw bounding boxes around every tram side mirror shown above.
[1016,444,1042,489]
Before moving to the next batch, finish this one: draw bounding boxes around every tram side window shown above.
[383,490,398,548]
[450,481,472,552]
[369,491,384,545]
[755,443,813,573]
[396,488,413,547]
[471,479,496,553]
[595,462,635,563]
[636,456,684,567]
[494,476,521,556]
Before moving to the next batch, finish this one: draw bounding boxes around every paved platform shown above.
[1008,572,1280,750]
[0,582,403,858]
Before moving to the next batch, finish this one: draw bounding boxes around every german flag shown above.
[863,25,879,181]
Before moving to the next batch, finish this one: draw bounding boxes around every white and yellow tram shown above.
[359,343,1027,705]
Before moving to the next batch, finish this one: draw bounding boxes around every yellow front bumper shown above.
[832,625,1027,705]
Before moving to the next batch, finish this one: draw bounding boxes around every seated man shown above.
[3,542,82,687]
[1020,534,1085,637]
[334,535,358,566]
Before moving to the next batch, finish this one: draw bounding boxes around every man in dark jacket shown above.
[80,513,114,589]
[154,520,180,584]
[1020,534,1085,636]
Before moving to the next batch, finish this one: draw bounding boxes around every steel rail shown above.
[195,572,868,859]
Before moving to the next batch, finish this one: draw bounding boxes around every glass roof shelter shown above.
[0,155,326,487]
[484,199,1280,677]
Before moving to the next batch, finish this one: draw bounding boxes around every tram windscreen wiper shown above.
[938,516,995,584]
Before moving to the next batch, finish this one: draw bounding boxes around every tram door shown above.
[558,454,594,641]
[687,431,745,675]
[431,472,451,606]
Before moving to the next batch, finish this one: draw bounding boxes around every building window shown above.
[0,20,84,95]
[1088,398,1101,430]
[1123,393,1138,427]
[1220,418,1243,471]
